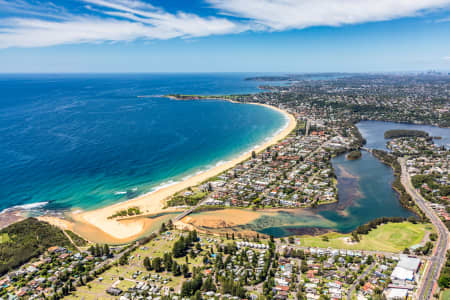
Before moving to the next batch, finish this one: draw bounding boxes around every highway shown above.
[399,158,449,300]
[169,152,448,300]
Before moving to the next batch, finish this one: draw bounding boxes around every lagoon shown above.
[243,151,413,237]
[356,120,450,150]
[217,121,449,237]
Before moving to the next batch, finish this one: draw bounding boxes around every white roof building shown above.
[397,256,421,272]
[390,267,414,281]
[386,288,408,300]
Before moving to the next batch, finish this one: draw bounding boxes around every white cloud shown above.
[435,16,450,22]
[0,0,69,19]
[0,0,449,48]
[0,17,160,48]
[444,56,450,60]
[0,0,244,48]
[207,0,450,30]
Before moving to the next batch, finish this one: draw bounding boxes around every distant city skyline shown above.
[0,0,449,73]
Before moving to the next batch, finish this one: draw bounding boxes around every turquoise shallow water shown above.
[0,73,287,212]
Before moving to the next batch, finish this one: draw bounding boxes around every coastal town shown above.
[0,226,429,300]
[166,124,349,210]
[0,73,449,300]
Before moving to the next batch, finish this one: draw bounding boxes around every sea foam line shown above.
[141,106,292,194]
[1,201,48,214]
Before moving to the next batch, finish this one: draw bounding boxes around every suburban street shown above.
[399,158,449,300]
[347,262,376,300]
[173,135,331,223]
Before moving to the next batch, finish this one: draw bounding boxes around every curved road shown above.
[399,158,448,300]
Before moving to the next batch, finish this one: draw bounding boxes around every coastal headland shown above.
[41,98,297,243]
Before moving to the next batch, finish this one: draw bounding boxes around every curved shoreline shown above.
[44,102,297,243]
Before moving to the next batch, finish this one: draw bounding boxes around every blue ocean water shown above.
[0,73,287,212]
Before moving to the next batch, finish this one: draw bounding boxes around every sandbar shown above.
[181,209,262,228]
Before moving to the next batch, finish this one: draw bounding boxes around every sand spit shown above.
[181,209,262,228]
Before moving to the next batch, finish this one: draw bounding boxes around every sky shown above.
[0,0,449,73]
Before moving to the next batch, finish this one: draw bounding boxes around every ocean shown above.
[0,73,287,212]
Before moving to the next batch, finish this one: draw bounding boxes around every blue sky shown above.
[0,0,449,73]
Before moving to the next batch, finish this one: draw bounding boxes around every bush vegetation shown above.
[439,250,450,289]
[65,230,87,247]
[0,218,73,275]
[167,191,207,207]
[384,129,429,139]
[108,206,141,219]
[346,150,362,160]
[352,216,409,237]
[411,174,440,190]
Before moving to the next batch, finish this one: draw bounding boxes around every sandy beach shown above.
[181,209,262,228]
[48,103,296,243]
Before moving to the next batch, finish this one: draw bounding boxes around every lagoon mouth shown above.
[188,151,413,238]
[184,120,449,238]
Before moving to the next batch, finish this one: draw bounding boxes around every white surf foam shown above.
[1,201,48,214]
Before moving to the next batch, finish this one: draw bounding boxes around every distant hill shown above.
[245,73,355,81]
[0,218,77,275]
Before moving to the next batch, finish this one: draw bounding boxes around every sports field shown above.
[298,222,433,253]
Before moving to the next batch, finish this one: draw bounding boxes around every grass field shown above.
[0,233,10,243]
[440,289,450,300]
[298,222,433,253]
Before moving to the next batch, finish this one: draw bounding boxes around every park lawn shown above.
[66,274,116,299]
[440,289,450,300]
[299,222,433,253]
[116,278,137,291]
[0,233,10,243]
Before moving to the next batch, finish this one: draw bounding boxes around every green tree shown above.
[297,291,306,300]
[143,257,152,271]
[182,264,189,278]
[103,244,110,257]
[164,252,173,270]
[153,257,163,272]
[173,237,187,258]
[119,252,129,265]
[202,276,216,292]
[438,273,450,288]
[159,222,167,233]
[172,261,181,276]
[194,290,202,300]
